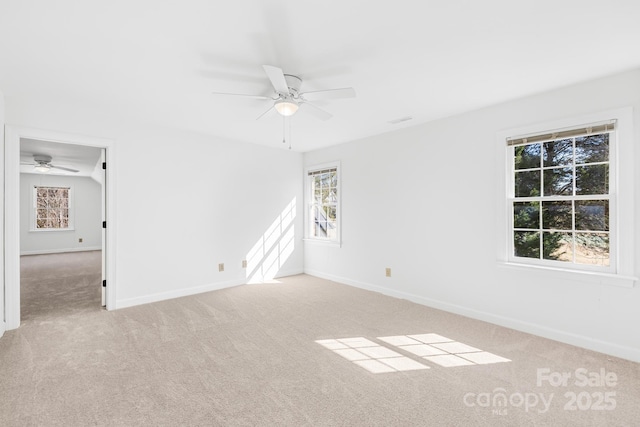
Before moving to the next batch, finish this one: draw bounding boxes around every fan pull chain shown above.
[282,115,286,144]
[289,117,292,150]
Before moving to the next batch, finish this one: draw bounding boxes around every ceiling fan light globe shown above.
[274,99,299,117]
[34,164,51,173]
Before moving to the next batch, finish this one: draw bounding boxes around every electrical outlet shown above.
[385,267,391,277]
[218,263,224,272]
[242,260,247,268]
[78,238,83,243]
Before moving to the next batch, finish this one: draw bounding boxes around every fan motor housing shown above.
[33,154,53,163]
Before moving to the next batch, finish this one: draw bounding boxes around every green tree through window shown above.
[510,128,611,267]
[307,165,339,241]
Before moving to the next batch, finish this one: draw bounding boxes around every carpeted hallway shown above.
[1,251,638,426]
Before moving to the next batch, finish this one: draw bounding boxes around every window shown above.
[32,186,73,230]
[507,121,615,271]
[306,163,340,243]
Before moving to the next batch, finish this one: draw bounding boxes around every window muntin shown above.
[509,126,613,269]
[306,165,339,242]
[33,186,73,230]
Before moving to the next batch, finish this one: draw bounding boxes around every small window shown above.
[306,163,340,243]
[33,186,73,230]
[507,121,614,271]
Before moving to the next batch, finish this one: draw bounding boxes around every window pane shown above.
[576,164,608,195]
[321,188,330,203]
[513,202,539,229]
[543,231,572,262]
[575,200,608,231]
[326,206,337,221]
[543,167,572,196]
[575,233,609,266]
[514,231,539,258]
[309,206,318,236]
[575,134,608,164]
[543,139,573,167]
[514,170,540,197]
[542,201,572,230]
[327,220,337,239]
[315,221,328,237]
[514,144,540,170]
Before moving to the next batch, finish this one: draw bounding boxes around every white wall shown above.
[5,97,304,310]
[20,174,102,254]
[303,69,640,362]
[0,90,5,337]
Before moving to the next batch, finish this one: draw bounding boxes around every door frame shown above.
[3,126,116,330]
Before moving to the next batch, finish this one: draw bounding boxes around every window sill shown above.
[498,262,636,288]
[303,238,341,248]
[29,228,75,232]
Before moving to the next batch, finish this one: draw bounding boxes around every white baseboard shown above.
[275,268,305,279]
[21,246,102,256]
[304,269,640,363]
[116,278,248,309]
[115,268,304,310]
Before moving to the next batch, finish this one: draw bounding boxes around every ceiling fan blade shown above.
[262,65,290,95]
[256,105,274,121]
[211,91,270,100]
[20,162,34,165]
[300,102,332,121]
[301,87,356,102]
[50,164,79,173]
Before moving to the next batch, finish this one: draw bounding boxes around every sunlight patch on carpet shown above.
[316,338,430,373]
[317,334,510,373]
[378,334,511,367]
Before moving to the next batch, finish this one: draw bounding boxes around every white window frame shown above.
[31,185,75,232]
[508,121,616,273]
[496,108,636,288]
[304,161,341,246]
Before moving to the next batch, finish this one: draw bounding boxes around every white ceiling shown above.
[1,1,640,152]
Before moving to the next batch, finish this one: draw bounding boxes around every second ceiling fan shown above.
[212,65,356,121]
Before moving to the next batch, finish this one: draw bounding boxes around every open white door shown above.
[101,148,106,307]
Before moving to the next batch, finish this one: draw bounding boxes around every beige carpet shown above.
[1,251,638,426]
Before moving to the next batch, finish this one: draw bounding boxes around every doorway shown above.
[19,139,104,322]
[3,126,116,330]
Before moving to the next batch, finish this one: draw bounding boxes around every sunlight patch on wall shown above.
[246,198,296,284]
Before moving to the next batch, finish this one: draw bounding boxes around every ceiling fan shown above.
[212,65,356,121]
[21,154,79,173]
